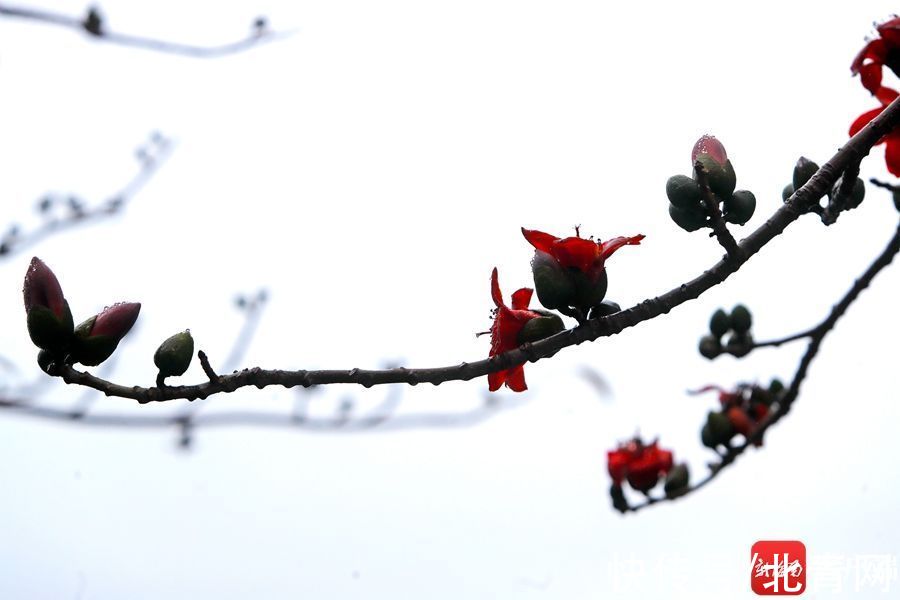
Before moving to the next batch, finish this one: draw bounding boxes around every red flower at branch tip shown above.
[849,87,900,176]
[522,228,645,274]
[488,268,540,392]
[852,17,900,102]
[607,438,674,493]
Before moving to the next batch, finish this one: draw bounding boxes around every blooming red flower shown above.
[852,17,900,103]
[488,268,541,392]
[522,228,644,274]
[849,87,900,176]
[607,438,674,493]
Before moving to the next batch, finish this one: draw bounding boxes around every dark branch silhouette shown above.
[0,3,293,57]
[622,217,900,512]
[49,93,900,403]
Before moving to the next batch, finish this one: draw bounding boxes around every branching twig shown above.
[0,132,173,258]
[692,161,741,258]
[0,3,293,57]
[623,218,900,512]
[750,329,816,349]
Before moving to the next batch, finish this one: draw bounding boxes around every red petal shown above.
[510,288,533,310]
[851,39,887,74]
[878,18,900,46]
[885,136,900,176]
[598,234,645,261]
[490,267,504,308]
[505,365,527,392]
[521,228,557,253]
[488,370,504,391]
[849,107,885,138]
[860,62,884,96]
[552,236,600,272]
[877,86,900,105]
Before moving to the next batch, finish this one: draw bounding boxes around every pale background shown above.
[1,1,898,598]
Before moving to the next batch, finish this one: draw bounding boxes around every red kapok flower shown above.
[522,227,644,311]
[607,438,674,493]
[488,268,540,392]
[852,17,900,102]
[849,87,900,176]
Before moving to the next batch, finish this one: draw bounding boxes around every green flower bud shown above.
[701,423,716,448]
[725,332,753,357]
[154,330,194,380]
[723,190,756,225]
[698,334,722,359]
[792,157,819,191]
[769,378,785,398]
[707,410,735,445]
[26,302,74,353]
[37,349,55,374]
[709,308,729,337]
[517,312,565,344]
[782,183,794,202]
[569,268,609,311]
[665,174,703,210]
[664,463,690,497]
[729,304,752,334]
[530,250,576,310]
[847,177,866,209]
[669,203,707,232]
[589,300,621,319]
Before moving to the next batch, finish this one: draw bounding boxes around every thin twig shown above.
[692,161,741,258]
[0,3,294,58]
[751,329,816,349]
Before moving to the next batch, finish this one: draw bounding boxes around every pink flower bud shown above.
[23,257,66,319]
[691,134,728,166]
[89,302,141,340]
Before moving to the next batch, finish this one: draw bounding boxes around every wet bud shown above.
[792,157,819,191]
[725,332,753,357]
[72,302,141,366]
[669,203,707,231]
[23,257,74,352]
[154,330,194,380]
[589,300,621,319]
[692,135,736,198]
[610,483,629,513]
[37,349,55,374]
[706,410,735,445]
[664,464,690,497]
[709,309,730,337]
[698,334,722,359]
[530,250,576,310]
[729,304,752,334]
[782,183,794,202]
[517,312,565,344]
[665,174,703,210]
[723,190,756,225]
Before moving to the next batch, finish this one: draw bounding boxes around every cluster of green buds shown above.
[782,157,865,211]
[697,379,784,450]
[666,135,756,231]
[698,304,753,359]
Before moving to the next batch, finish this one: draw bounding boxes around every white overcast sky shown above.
[1,1,899,598]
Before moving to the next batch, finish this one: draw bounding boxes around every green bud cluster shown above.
[697,305,753,359]
[782,156,865,212]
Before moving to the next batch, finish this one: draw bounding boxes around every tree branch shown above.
[0,3,293,57]
[624,218,900,512]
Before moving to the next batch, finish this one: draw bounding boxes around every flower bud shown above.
[37,349,55,374]
[698,334,722,359]
[517,311,565,344]
[709,309,729,337]
[668,203,707,232]
[723,190,756,225]
[589,300,621,319]
[725,332,753,357]
[782,183,794,202]
[792,157,819,191]
[23,257,74,352]
[706,410,735,446]
[768,378,785,398]
[665,174,703,210]
[692,135,736,198]
[664,463,690,497]
[72,302,141,366]
[154,330,194,380]
[530,250,576,310]
[729,304,752,334]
